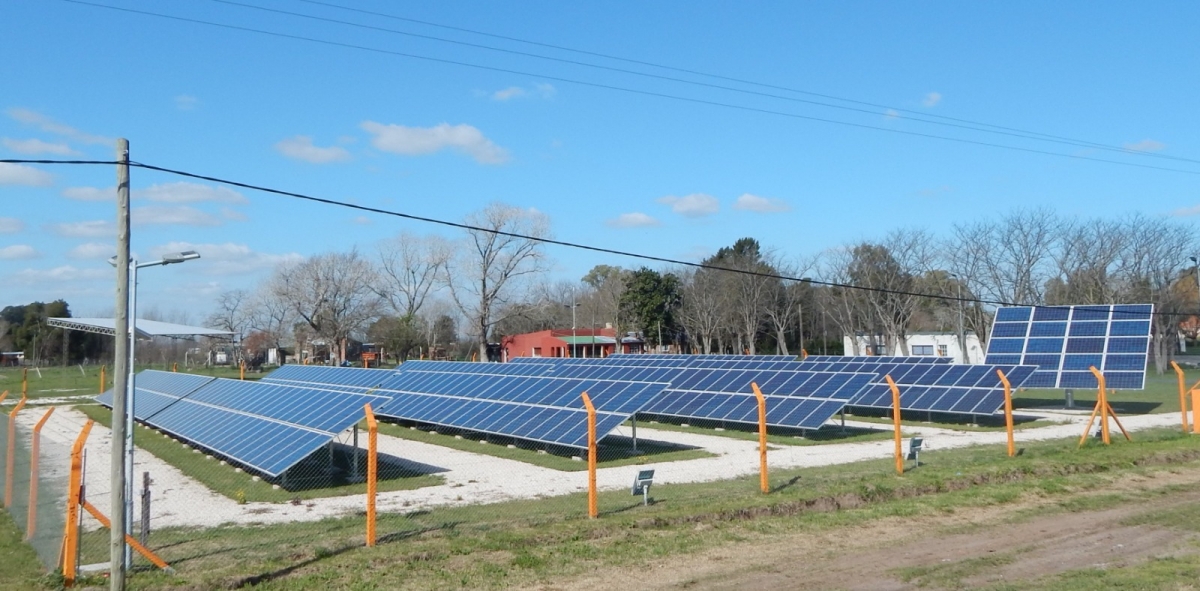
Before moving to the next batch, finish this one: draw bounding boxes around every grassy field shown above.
[0,365,259,400]
[23,426,1193,590]
[77,405,444,503]
[0,509,45,591]
[374,420,715,471]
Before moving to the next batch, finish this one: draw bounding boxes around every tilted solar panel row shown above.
[98,370,390,476]
[801,355,953,364]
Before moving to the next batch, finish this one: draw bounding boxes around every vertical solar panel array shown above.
[984,304,1153,389]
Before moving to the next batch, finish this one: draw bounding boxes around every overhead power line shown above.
[279,0,1198,167]
[2,157,1177,319]
[59,0,1200,176]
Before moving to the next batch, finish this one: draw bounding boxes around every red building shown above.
[502,327,645,360]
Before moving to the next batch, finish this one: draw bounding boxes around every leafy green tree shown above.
[619,268,681,348]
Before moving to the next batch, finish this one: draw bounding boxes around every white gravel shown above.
[11,405,1192,531]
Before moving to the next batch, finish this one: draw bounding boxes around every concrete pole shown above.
[110,139,130,590]
[123,262,137,569]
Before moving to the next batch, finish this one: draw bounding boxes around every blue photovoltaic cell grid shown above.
[801,356,953,364]
[374,362,670,448]
[984,304,1153,389]
[850,363,1038,415]
[500,356,871,429]
[261,365,396,393]
[97,370,391,476]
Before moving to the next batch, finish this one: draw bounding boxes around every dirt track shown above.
[549,467,1200,590]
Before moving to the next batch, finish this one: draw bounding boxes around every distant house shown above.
[1,352,24,367]
[842,332,983,364]
[503,328,645,361]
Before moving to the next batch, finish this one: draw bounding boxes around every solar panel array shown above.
[802,355,952,364]
[984,304,1153,389]
[98,370,390,476]
[260,364,395,393]
[510,356,874,428]
[850,363,1037,415]
[371,361,670,447]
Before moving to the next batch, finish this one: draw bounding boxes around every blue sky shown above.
[1,1,1197,319]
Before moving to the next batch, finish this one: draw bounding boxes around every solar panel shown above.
[261,365,396,393]
[97,371,391,476]
[373,361,670,448]
[984,304,1153,389]
[501,357,871,429]
[802,355,953,364]
[849,363,1038,415]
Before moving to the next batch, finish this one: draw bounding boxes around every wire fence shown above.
[2,374,1195,588]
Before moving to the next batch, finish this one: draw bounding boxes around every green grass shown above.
[77,405,443,503]
[898,550,1020,588]
[991,552,1200,590]
[844,411,1060,432]
[627,416,903,446]
[0,508,45,591]
[374,420,714,471]
[1013,368,1197,415]
[0,365,258,400]
[55,427,1200,590]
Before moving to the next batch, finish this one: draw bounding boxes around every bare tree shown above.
[677,268,726,354]
[375,232,451,318]
[1046,218,1126,305]
[818,247,868,355]
[443,203,551,360]
[245,285,293,360]
[762,255,815,356]
[270,249,382,363]
[1115,215,1195,373]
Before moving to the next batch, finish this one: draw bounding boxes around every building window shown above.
[532,347,542,357]
[937,345,949,357]
[869,344,888,355]
[912,345,934,356]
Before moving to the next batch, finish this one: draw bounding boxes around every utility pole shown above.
[110,138,130,590]
[950,273,967,364]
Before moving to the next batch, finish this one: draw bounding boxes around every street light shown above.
[948,272,966,364]
[108,250,200,567]
[564,292,579,358]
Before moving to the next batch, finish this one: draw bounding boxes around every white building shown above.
[842,332,984,364]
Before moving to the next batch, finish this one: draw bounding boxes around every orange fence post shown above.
[1172,361,1189,433]
[25,406,54,540]
[22,367,27,398]
[997,369,1015,457]
[885,375,903,475]
[100,366,106,394]
[80,501,173,573]
[4,396,27,507]
[800,348,808,360]
[1193,389,1200,435]
[172,363,177,373]
[240,360,245,380]
[580,392,597,518]
[364,403,378,547]
[750,382,769,493]
[63,419,94,587]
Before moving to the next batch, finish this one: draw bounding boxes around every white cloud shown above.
[67,242,116,260]
[12,265,109,285]
[606,212,660,228]
[658,193,719,218]
[490,84,555,101]
[0,245,38,260]
[175,95,199,110]
[6,107,112,145]
[47,220,114,238]
[62,186,112,201]
[351,216,372,225]
[0,217,23,234]
[1124,139,1166,152]
[733,193,790,213]
[922,92,942,107]
[62,182,247,204]
[1171,204,1200,217]
[275,135,352,164]
[492,87,526,101]
[138,182,247,204]
[0,162,53,186]
[147,241,304,275]
[361,121,509,165]
[884,109,900,119]
[133,205,223,227]
[2,137,79,156]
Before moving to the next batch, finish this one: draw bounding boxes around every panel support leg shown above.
[631,415,638,453]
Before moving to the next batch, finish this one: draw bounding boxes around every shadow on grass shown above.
[600,501,653,517]
[769,475,803,494]
[231,524,456,588]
